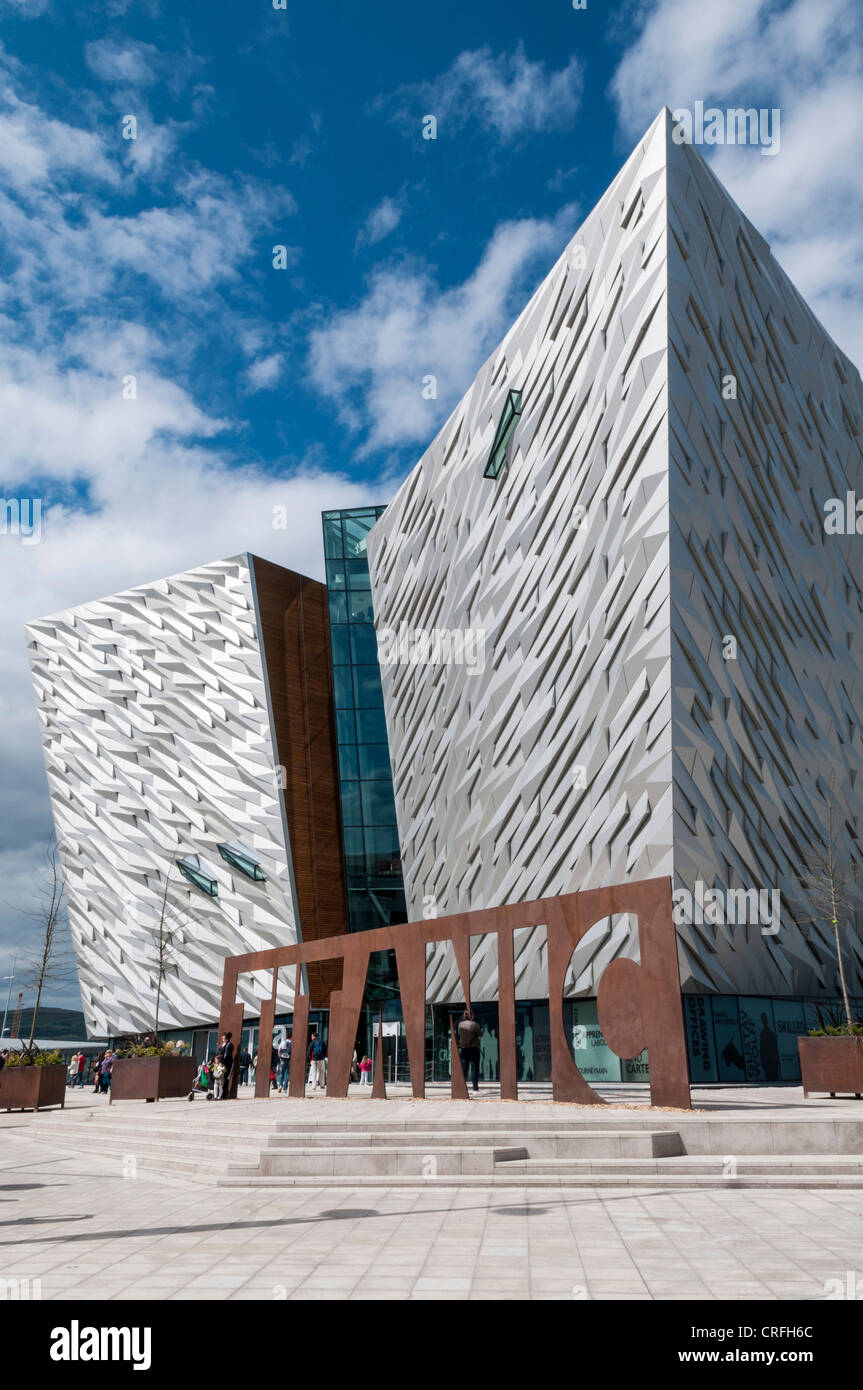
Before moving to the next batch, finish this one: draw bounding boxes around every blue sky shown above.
[1,0,861,1010]
[2,0,631,488]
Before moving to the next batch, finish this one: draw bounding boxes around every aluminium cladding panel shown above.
[367,111,675,1001]
[370,108,863,1003]
[665,132,863,998]
[26,554,301,1037]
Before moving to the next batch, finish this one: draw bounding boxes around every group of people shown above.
[68,1050,117,1094]
[189,1032,235,1100]
[50,1013,482,1103]
[186,1028,378,1099]
[66,1052,88,1086]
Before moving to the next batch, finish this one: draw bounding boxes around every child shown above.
[359,1055,372,1086]
[212,1058,226,1100]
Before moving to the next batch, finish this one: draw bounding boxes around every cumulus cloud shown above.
[0,35,371,997]
[609,0,863,368]
[0,87,119,190]
[85,37,160,86]
[385,43,584,143]
[245,352,284,392]
[355,194,404,250]
[309,206,578,453]
[0,317,382,991]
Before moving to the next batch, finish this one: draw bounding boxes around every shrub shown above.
[808,1024,863,1037]
[4,1049,64,1067]
[114,1043,175,1059]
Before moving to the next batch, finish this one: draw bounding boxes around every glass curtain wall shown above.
[322,508,406,1013]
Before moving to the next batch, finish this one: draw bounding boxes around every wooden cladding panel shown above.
[251,556,347,1007]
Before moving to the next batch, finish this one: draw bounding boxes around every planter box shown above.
[799,1036,863,1098]
[110,1055,197,1103]
[0,1063,66,1112]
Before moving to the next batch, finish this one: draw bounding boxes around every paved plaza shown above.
[1,1087,862,1301]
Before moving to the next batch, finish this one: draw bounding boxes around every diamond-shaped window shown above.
[484,389,523,480]
[177,854,219,898]
[217,841,266,881]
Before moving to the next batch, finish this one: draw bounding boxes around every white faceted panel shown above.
[370,109,863,1003]
[369,112,674,999]
[27,555,298,1036]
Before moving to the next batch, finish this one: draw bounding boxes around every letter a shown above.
[823,497,844,535]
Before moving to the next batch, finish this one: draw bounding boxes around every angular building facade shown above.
[27,554,347,1037]
[27,111,863,1085]
[366,110,863,1058]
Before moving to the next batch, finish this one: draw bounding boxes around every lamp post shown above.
[1,958,16,1041]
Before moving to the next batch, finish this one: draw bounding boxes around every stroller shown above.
[188,1059,214,1101]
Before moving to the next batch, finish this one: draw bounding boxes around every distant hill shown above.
[8,1007,93,1040]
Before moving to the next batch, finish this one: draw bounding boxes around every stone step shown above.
[258,1146,512,1176]
[264,1130,683,1157]
[26,1124,262,1152]
[217,1172,863,1189]
[30,1120,281,1144]
[499,1155,863,1176]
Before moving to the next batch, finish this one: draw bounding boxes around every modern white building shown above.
[27,554,347,1037]
[366,108,863,1008]
[27,110,863,1085]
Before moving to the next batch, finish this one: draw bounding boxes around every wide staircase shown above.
[24,1101,863,1189]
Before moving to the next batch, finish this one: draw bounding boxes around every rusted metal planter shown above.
[109,1055,196,1104]
[799,1036,863,1098]
[0,1063,66,1112]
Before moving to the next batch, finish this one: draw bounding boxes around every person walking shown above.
[307,1032,327,1090]
[457,1008,482,1096]
[359,1055,372,1086]
[215,1032,234,1100]
[98,1050,113,1095]
[76,1052,86,1087]
[276,1036,292,1093]
[238,1046,252,1087]
[91,1052,104,1092]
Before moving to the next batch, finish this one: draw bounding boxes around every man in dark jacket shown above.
[215,1032,234,1099]
[457,1009,482,1095]
[306,1032,327,1090]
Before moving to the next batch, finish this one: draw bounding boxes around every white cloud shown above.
[309,206,578,452]
[391,43,584,143]
[0,0,49,15]
[245,352,283,392]
[356,195,404,250]
[85,37,160,87]
[0,326,384,983]
[610,0,863,368]
[0,88,119,190]
[0,37,367,993]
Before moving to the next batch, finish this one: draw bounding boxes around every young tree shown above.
[792,776,862,1033]
[145,874,188,1040]
[18,840,77,1055]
